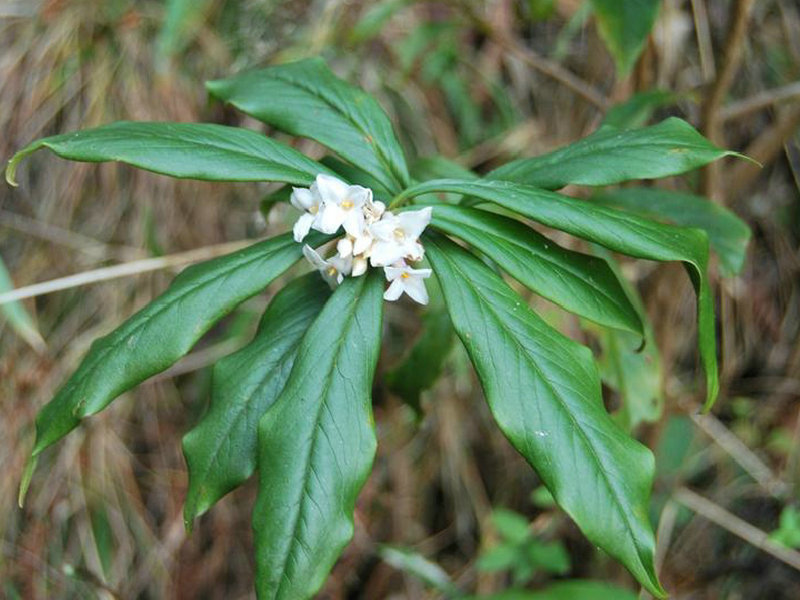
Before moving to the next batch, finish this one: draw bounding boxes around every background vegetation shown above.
[1,0,799,597]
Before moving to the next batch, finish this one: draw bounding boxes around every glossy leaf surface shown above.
[425,234,663,597]
[404,179,717,409]
[488,118,740,190]
[182,274,330,525]
[207,58,410,193]
[592,187,751,276]
[6,122,331,186]
[30,233,314,462]
[254,271,383,599]
[427,204,643,336]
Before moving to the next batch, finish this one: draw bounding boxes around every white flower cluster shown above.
[292,174,433,304]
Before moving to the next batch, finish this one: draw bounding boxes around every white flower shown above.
[302,244,352,288]
[383,261,432,305]
[313,174,373,237]
[369,207,432,267]
[290,186,323,242]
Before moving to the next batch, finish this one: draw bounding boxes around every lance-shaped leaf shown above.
[592,187,751,276]
[426,204,643,336]
[28,233,317,466]
[182,274,330,525]
[254,270,383,600]
[207,58,410,194]
[424,234,664,597]
[6,122,332,187]
[488,118,742,190]
[401,179,717,410]
[590,0,661,75]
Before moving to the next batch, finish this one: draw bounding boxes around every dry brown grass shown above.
[1,1,799,598]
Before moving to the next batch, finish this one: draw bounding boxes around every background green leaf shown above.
[592,187,752,276]
[474,580,639,600]
[404,179,717,409]
[589,0,661,75]
[6,122,331,187]
[425,234,664,597]
[254,271,383,599]
[488,118,740,190]
[182,274,330,525]
[207,58,410,193]
[0,254,45,352]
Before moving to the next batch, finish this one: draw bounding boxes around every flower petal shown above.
[302,245,328,270]
[370,241,405,267]
[399,207,433,239]
[383,279,405,301]
[404,277,429,305]
[318,203,346,234]
[337,237,354,258]
[293,213,315,243]
[352,256,368,277]
[290,187,316,211]
[314,174,350,205]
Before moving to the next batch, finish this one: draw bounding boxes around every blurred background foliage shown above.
[1,0,799,597]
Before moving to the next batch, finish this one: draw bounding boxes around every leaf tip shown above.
[18,455,38,507]
[5,157,20,188]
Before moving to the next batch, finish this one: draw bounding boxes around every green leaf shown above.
[424,233,664,597]
[207,58,410,194]
[182,274,330,525]
[385,280,455,413]
[254,271,384,599]
[477,544,520,573]
[488,118,741,190]
[590,0,661,75]
[592,188,752,276]
[377,545,458,595]
[0,255,45,352]
[525,539,571,575]
[403,179,717,410]
[6,122,331,187]
[586,252,664,430]
[491,509,531,545]
[28,233,316,463]
[474,580,639,600]
[427,204,644,336]
[601,90,677,129]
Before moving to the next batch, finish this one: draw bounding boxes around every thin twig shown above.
[457,1,608,110]
[673,487,800,572]
[701,0,756,200]
[0,239,252,305]
[691,411,789,498]
[0,209,141,260]
[690,0,716,82]
[721,81,800,121]
[727,103,800,196]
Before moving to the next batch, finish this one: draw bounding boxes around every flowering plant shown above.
[7,58,748,598]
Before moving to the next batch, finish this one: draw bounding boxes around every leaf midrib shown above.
[262,70,407,191]
[433,215,633,323]
[273,283,365,595]
[52,239,295,421]
[434,244,652,578]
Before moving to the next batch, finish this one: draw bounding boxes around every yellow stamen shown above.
[309,205,318,215]
[327,267,337,277]
[341,200,354,209]
[401,272,410,279]
[393,229,406,241]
